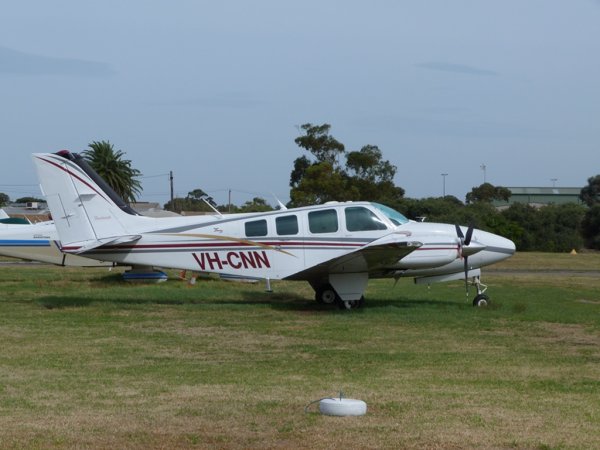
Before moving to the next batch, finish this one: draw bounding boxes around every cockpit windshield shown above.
[371,202,409,226]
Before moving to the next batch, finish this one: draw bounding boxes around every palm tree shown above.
[82,141,142,203]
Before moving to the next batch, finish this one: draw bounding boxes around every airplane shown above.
[32,150,515,309]
[0,209,30,224]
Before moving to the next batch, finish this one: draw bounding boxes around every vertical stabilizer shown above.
[32,151,140,252]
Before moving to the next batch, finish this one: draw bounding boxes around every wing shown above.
[285,235,422,281]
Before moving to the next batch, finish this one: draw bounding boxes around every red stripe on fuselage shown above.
[93,240,360,251]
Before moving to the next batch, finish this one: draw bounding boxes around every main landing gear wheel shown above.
[337,296,365,310]
[473,294,490,307]
[315,284,338,305]
[315,285,364,309]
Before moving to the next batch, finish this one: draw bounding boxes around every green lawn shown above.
[1,253,599,449]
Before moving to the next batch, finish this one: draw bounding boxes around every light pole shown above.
[551,178,558,188]
[441,173,448,197]
[480,164,487,184]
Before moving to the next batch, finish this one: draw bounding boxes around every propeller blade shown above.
[455,224,464,240]
[464,224,474,246]
[455,223,475,297]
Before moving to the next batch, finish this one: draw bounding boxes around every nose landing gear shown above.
[470,275,490,307]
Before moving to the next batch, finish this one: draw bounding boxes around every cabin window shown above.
[245,219,268,237]
[308,209,338,234]
[345,206,388,232]
[276,215,298,235]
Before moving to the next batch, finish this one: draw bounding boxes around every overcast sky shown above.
[1,1,599,207]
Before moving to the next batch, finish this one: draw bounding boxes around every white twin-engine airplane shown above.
[32,151,515,309]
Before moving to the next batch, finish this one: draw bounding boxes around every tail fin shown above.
[32,151,142,253]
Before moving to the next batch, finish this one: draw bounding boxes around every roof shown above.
[507,187,582,196]
[492,186,584,208]
[3,202,181,219]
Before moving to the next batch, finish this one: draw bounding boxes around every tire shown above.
[315,284,338,304]
[319,398,367,416]
[336,296,365,310]
[473,294,490,307]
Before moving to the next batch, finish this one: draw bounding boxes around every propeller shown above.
[455,223,475,296]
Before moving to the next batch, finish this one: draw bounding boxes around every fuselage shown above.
[73,202,515,281]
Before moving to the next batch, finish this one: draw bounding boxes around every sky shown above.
[1,0,599,208]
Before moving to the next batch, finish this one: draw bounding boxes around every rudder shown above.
[33,151,137,252]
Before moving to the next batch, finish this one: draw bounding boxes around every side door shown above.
[302,207,347,270]
[270,213,305,278]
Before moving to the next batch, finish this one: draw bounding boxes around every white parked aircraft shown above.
[32,151,515,308]
[0,218,114,267]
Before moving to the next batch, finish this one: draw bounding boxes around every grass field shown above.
[1,252,599,449]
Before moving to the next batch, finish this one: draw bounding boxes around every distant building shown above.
[493,187,583,209]
[130,202,181,218]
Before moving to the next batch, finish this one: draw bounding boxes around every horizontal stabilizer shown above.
[61,234,141,254]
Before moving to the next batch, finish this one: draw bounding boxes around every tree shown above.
[164,189,216,214]
[289,162,352,206]
[15,196,45,204]
[539,203,584,252]
[238,197,273,213]
[294,123,345,167]
[395,196,465,224]
[466,183,511,204]
[581,205,600,249]
[289,123,405,207]
[289,155,311,189]
[82,140,142,204]
[345,145,404,202]
[580,175,600,207]
[500,203,585,252]
[346,145,393,182]
[187,189,216,207]
[0,192,9,207]
[500,203,539,251]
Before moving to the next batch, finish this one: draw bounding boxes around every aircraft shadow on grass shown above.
[36,288,465,311]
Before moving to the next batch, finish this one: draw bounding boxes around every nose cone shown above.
[472,229,516,266]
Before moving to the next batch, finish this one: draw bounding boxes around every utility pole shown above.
[441,173,448,197]
[228,189,232,213]
[169,171,174,209]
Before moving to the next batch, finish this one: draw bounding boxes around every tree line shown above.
[1,132,599,251]
[285,123,599,252]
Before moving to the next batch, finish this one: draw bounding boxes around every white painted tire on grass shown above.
[319,398,367,416]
